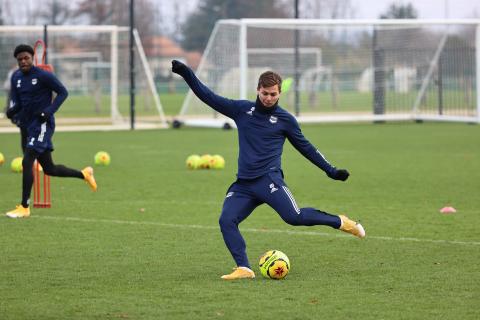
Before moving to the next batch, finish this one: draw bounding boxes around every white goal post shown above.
[0,25,167,130]
[179,19,480,126]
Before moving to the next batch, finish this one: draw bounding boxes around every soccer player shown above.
[172,60,366,280]
[4,44,97,218]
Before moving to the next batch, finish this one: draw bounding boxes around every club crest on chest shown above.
[269,115,278,124]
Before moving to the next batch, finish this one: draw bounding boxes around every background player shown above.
[5,44,97,218]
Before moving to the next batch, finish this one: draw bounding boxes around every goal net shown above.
[0,25,167,130]
[179,19,480,126]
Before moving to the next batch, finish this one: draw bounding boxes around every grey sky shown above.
[1,0,478,26]
[155,0,480,27]
[164,0,479,19]
[351,0,478,19]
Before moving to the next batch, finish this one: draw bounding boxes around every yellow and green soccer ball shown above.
[199,154,214,169]
[10,157,23,173]
[186,154,201,170]
[94,151,111,166]
[211,154,225,169]
[259,250,290,280]
[0,152,4,166]
[187,154,225,170]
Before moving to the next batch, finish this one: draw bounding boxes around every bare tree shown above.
[1,0,37,24]
[380,3,418,19]
[73,0,116,25]
[181,0,289,51]
[299,0,354,19]
[73,0,155,37]
[38,0,74,25]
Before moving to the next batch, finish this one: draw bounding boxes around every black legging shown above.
[20,126,27,154]
[21,148,84,207]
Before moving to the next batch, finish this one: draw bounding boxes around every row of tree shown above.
[0,0,418,52]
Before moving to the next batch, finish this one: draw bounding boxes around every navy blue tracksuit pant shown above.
[219,170,341,268]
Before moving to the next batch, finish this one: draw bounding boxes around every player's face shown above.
[16,52,33,73]
[257,85,281,107]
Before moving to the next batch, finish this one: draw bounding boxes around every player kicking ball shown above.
[5,44,97,218]
[172,60,365,280]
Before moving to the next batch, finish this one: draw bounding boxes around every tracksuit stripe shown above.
[282,186,300,214]
[38,122,47,142]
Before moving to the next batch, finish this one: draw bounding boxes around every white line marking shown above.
[33,215,480,246]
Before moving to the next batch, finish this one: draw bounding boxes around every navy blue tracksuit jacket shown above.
[178,66,343,268]
[9,66,68,152]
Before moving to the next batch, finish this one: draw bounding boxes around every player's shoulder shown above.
[275,105,296,120]
[236,99,256,111]
[274,106,300,129]
[11,69,22,79]
[34,66,59,83]
[34,66,52,76]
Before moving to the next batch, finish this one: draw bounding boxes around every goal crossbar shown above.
[178,19,480,125]
[0,25,168,129]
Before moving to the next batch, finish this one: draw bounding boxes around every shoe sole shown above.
[84,175,97,192]
[221,276,255,280]
[82,167,97,192]
[356,223,366,238]
[86,180,97,191]
[6,214,29,218]
[221,273,255,280]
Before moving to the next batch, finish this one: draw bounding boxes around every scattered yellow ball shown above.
[94,151,111,166]
[199,154,214,169]
[186,154,201,170]
[211,155,225,169]
[11,157,23,173]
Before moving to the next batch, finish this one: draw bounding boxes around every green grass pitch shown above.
[0,122,479,319]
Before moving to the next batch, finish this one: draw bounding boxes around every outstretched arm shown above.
[172,60,239,119]
[286,116,350,181]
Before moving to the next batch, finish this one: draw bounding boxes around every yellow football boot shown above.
[5,205,30,218]
[81,166,97,192]
[221,267,255,280]
[339,215,366,238]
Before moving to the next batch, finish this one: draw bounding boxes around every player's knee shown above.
[285,218,302,226]
[37,160,55,175]
[42,165,55,176]
[219,214,237,230]
[281,213,303,226]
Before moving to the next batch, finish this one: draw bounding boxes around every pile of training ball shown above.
[186,154,225,170]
